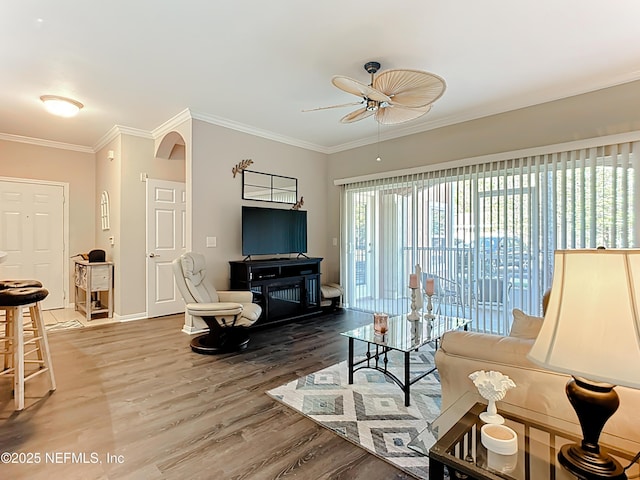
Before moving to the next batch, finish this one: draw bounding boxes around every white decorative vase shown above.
[469,370,516,424]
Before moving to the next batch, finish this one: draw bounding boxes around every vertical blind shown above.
[341,140,638,334]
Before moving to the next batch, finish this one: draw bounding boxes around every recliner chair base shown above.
[190,318,250,354]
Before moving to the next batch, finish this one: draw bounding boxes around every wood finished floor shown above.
[0,310,416,480]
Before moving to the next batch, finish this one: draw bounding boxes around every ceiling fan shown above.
[305,61,446,125]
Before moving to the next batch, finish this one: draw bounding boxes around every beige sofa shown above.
[435,310,640,443]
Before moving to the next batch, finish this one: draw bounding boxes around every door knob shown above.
[148,253,160,258]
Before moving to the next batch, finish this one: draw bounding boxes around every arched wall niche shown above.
[156,131,186,160]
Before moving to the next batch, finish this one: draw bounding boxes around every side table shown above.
[74,260,114,321]
[409,394,639,480]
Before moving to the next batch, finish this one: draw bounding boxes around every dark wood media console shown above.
[229,257,322,325]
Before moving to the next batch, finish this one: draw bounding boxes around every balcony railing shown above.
[349,245,544,335]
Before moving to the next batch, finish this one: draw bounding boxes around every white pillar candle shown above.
[425,278,435,295]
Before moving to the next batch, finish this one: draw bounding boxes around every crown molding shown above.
[334,130,640,186]
[149,108,332,153]
[5,69,640,156]
[93,125,153,152]
[0,132,94,153]
[151,108,193,139]
[326,69,640,154]
[189,110,330,154]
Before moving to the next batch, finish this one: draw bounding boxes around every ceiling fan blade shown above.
[340,107,375,124]
[332,76,391,103]
[301,101,363,112]
[375,104,432,125]
[374,69,446,108]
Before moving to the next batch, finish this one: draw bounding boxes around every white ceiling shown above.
[3,1,640,154]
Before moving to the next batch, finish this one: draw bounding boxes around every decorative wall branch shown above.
[232,159,254,178]
[292,196,304,210]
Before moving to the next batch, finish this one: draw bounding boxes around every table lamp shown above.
[527,249,640,480]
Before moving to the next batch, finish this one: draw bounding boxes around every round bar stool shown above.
[0,280,44,372]
[0,280,43,289]
[0,287,56,411]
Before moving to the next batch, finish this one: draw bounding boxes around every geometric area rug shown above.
[266,348,441,479]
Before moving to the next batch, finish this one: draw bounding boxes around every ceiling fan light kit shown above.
[308,61,446,126]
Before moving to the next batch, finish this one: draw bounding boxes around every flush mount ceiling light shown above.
[40,95,83,117]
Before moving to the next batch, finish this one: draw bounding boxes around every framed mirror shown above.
[242,170,297,204]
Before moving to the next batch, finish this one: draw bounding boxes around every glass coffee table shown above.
[408,392,640,480]
[340,315,470,407]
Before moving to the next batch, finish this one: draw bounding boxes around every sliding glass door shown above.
[342,141,638,334]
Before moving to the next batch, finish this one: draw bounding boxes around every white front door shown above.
[146,179,186,317]
[0,179,66,310]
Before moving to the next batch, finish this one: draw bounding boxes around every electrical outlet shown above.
[206,236,217,248]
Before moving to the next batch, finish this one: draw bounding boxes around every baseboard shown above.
[65,303,146,323]
[116,312,148,322]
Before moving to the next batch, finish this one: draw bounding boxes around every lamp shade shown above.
[528,249,640,389]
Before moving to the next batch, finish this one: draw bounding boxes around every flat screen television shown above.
[242,206,307,257]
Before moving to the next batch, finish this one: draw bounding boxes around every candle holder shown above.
[424,293,435,320]
[374,312,389,336]
[410,318,421,345]
[407,287,420,321]
[414,265,423,310]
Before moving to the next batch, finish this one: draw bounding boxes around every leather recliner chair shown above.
[172,252,261,354]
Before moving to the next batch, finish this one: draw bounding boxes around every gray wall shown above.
[95,133,185,318]
[2,78,638,318]
[190,119,330,288]
[324,79,640,279]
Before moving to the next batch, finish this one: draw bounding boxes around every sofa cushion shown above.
[441,331,540,369]
[509,308,543,339]
[436,329,640,441]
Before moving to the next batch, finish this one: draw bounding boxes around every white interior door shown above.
[146,179,186,317]
[0,179,66,310]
